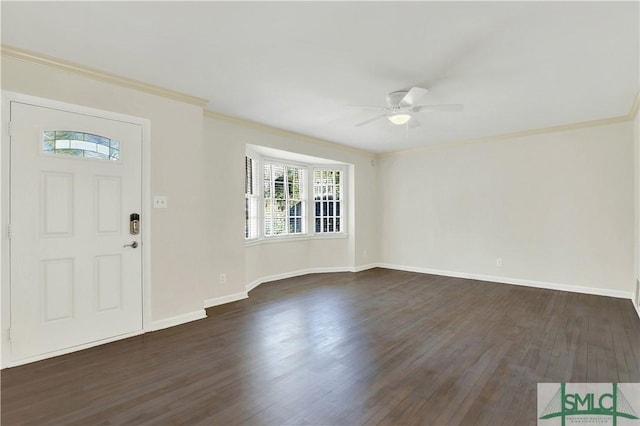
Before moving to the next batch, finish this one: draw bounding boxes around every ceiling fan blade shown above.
[408,116,421,128]
[355,114,387,127]
[412,104,464,112]
[399,86,429,107]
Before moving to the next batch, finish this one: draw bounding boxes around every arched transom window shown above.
[42,131,120,161]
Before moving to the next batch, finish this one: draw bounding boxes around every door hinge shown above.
[7,121,13,136]
[8,327,14,342]
[7,224,12,240]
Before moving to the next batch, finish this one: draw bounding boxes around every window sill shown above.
[245,232,348,247]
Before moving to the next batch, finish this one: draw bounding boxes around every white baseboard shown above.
[244,263,636,313]
[246,265,377,292]
[204,291,248,308]
[377,263,634,300]
[246,267,345,292]
[148,309,207,332]
[353,263,379,272]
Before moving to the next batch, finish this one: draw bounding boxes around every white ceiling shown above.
[2,2,638,153]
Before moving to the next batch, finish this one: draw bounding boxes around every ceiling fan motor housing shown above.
[386,90,410,107]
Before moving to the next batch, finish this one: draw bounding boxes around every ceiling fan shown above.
[351,87,463,128]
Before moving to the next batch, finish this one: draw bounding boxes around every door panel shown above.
[95,254,122,312]
[40,258,74,322]
[10,101,143,362]
[41,172,74,236]
[96,176,122,234]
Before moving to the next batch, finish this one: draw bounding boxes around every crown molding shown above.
[204,109,376,158]
[1,45,209,107]
[379,113,632,158]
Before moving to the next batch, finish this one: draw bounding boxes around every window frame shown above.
[244,150,347,244]
[262,158,308,238]
[312,167,345,236]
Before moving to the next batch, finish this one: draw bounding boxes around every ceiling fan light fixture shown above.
[388,113,411,125]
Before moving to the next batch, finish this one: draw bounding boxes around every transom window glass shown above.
[263,162,305,236]
[314,170,342,233]
[42,131,120,161]
[245,156,259,240]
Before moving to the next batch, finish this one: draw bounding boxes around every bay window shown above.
[245,148,345,241]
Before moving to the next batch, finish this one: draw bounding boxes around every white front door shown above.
[9,101,143,362]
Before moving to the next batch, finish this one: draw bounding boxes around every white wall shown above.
[1,56,208,323]
[200,117,247,301]
[378,122,635,296]
[202,114,379,295]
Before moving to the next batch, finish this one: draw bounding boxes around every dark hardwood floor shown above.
[2,268,639,425]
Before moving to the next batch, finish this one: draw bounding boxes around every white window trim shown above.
[245,149,347,245]
[311,165,346,236]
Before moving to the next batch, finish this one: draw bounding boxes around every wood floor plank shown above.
[2,268,639,425]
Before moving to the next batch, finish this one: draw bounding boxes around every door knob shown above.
[123,241,138,248]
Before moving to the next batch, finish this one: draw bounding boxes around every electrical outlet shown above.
[496,258,503,267]
[219,273,226,284]
[153,196,168,209]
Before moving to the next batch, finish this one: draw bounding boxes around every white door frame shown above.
[1,91,153,368]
